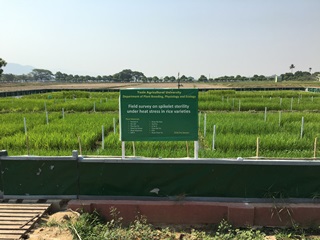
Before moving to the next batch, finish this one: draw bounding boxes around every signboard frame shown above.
[119,88,199,158]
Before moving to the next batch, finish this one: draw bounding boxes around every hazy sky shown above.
[1,0,320,78]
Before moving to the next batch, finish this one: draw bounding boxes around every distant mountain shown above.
[3,63,35,75]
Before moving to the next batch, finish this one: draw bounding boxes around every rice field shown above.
[0,90,319,158]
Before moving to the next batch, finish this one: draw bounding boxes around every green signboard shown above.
[120,89,198,141]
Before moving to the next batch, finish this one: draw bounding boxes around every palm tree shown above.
[289,64,295,73]
[0,58,7,76]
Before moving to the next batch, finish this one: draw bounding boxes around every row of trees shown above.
[2,69,319,83]
[0,58,319,83]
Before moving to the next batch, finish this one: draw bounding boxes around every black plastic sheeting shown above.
[1,152,320,200]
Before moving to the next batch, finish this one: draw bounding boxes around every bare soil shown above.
[1,81,320,93]
[0,82,229,92]
[26,210,79,240]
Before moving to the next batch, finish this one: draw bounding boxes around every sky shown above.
[1,0,320,79]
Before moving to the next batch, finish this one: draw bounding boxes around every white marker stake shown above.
[264,107,267,122]
[204,113,207,137]
[212,125,216,150]
[314,137,318,159]
[113,118,116,134]
[102,125,105,149]
[279,111,282,127]
[24,117,27,135]
[256,137,260,158]
[46,111,49,125]
[62,108,65,119]
[300,117,304,139]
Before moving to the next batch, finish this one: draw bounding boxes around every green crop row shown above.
[0,90,320,158]
[0,97,118,113]
[199,94,320,111]
[198,111,320,158]
[22,90,120,99]
[1,90,320,113]
[0,112,118,156]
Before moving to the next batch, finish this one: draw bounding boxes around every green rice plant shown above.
[199,111,320,158]
[1,90,320,112]
[1,90,320,158]
[0,111,118,156]
[199,90,320,111]
[130,141,195,158]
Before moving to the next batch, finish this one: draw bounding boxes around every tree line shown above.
[0,58,319,83]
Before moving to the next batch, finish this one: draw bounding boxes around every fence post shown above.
[0,150,8,156]
[72,150,78,158]
[194,141,199,159]
[122,142,125,159]
[132,141,136,156]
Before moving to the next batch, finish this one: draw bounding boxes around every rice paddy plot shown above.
[0,90,319,158]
